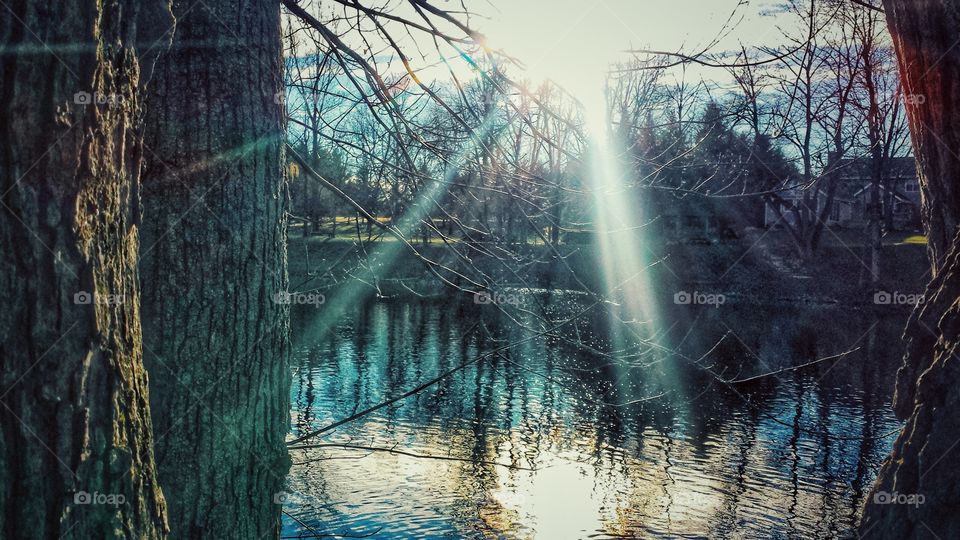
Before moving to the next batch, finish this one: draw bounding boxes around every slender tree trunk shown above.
[139,1,290,537]
[863,32,886,286]
[0,0,170,537]
[861,1,960,538]
[868,180,882,284]
[883,182,896,232]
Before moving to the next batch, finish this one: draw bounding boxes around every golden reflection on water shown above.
[288,411,879,538]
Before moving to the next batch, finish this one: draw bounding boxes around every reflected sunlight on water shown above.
[282,299,902,539]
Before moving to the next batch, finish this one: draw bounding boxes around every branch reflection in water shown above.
[283,296,901,539]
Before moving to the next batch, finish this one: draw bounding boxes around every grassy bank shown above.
[287,227,930,307]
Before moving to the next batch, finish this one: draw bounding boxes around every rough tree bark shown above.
[138,1,290,538]
[860,1,960,538]
[0,0,171,537]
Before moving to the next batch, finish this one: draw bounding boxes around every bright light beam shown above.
[584,93,685,408]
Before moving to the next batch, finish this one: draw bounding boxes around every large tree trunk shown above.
[0,0,170,537]
[860,1,960,538]
[881,2,960,273]
[139,1,290,537]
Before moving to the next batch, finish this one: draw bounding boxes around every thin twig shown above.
[287,443,537,471]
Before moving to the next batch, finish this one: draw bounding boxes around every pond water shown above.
[280,297,905,539]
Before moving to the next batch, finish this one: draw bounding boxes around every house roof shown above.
[834,156,918,181]
[850,182,915,203]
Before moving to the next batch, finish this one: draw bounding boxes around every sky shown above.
[284,0,796,139]
[475,0,785,123]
